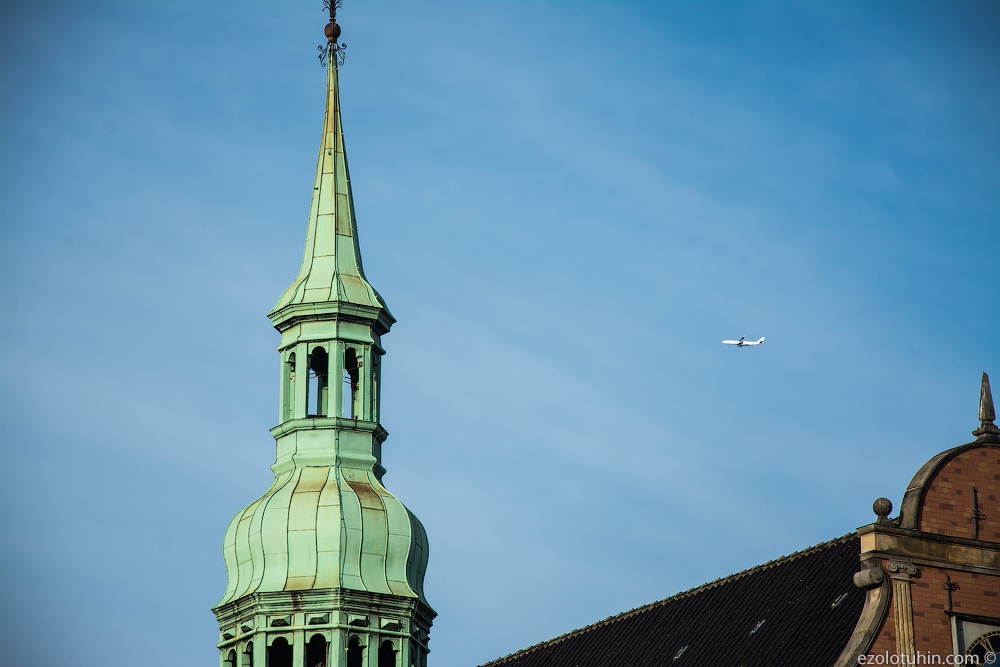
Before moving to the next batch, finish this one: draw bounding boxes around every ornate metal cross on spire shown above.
[318,0,347,67]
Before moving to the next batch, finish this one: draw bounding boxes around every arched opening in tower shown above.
[346,635,364,667]
[306,633,328,667]
[343,347,360,418]
[378,639,397,667]
[267,637,293,667]
[308,346,329,417]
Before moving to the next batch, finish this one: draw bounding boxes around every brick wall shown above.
[912,566,1000,656]
[867,563,1000,658]
[918,447,1000,542]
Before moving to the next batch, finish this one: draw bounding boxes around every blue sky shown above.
[1,1,998,665]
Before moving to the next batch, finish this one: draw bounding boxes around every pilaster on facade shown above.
[886,560,918,658]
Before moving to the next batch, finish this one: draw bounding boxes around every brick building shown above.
[479,374,1000,666]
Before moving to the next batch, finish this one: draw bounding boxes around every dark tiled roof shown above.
[480,534,863,667]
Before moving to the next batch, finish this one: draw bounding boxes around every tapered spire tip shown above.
[972,372,1000,443]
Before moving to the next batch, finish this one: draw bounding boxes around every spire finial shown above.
[972,372,1000,443]
[318,0,347,67]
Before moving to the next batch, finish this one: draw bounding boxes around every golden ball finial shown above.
[324,21,341,41]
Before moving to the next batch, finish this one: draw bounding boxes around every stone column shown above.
[360,345,372,421]
[293,628,304,667]
[887,560,918,659]
[334,341,346,418]
[253,631,266,667]
[330,622,346,667]
[398,635,410,667]
[294,342,309,419]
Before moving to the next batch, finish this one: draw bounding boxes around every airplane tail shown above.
[757,337,765,344]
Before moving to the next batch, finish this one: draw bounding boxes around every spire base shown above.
[971,422,1000,444]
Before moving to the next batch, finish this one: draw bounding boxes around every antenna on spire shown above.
[972,372,1000,443]
[318,0,347,67]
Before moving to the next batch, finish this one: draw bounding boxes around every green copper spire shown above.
[213,7,434,667]
[269,42,395,335]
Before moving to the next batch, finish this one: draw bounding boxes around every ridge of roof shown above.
[479,532,859,667]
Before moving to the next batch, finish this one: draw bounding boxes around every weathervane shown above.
[318,0,347,67]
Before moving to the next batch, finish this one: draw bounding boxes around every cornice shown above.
[270,417,389,443]
[858,523,1000,575]
[269,301,395,336]
[213,589,428,649]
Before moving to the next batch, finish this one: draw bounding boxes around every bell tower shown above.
[212,5,435,666]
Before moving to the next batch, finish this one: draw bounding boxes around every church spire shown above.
[213,8,434,666]
[972,372,1000,444]
[270,1,393,335]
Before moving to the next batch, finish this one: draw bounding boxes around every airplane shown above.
[722,336,765,347]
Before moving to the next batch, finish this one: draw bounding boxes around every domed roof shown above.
[897,372,1000,537]
[216,464,429,606]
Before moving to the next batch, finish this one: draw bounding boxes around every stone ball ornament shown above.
[873,497,893,520]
